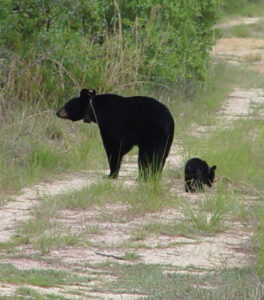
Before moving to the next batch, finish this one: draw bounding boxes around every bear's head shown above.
[206,165,217,187]
[56,89,96,122]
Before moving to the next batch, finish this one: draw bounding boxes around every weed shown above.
[104,263,262,299]
[0,107,104,196]
[123,252,140,261]
[0,263,87,287]
[36,234,80,255]
[17,287,70,299]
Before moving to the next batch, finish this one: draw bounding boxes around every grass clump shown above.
[131,193,229,239]
[0,108,105,196]
[0,263,87,287]
[17,287,69,300]
[181,205,226,235]
[46,178,172,214]
[104,263,262,299]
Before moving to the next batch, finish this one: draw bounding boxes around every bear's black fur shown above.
[57,89,174,179]
[184,158,216,192]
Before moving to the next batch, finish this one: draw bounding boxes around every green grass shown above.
[222,1,264,17]
[182,119,264,190]
[0,263,88,287]
[123,252,141,261]
[222,20,264,38]
[133,197,227,239]
[255,201,264,275]
[42,178,172,214]
[129,193,234,241]
[0,108,105,197]
[181,205,226,235]
[102,263,263,299]
[169,62,264,142]
[131,221,193,240]
[36,234,81,255]
[17,287,70,300]
[3,179,173,253]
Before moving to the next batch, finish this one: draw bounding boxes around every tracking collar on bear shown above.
[81,88,96,123]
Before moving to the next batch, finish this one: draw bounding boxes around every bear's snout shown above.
[56,107,68,119]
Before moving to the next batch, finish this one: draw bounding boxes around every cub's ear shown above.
[211,165,217,171]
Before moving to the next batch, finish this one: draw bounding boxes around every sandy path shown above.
[0,171,101,242]
[216,16,261,29]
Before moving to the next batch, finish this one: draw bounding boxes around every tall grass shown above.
[222,0,264,16]
[106,264,263,299]
[222,20,264,39]
[0,106,105,195]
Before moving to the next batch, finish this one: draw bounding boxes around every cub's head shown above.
[56,89,96,122]
[206,165,217,187]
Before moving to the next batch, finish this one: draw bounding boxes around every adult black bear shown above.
[57,89,174,179]
[184,158,216,192]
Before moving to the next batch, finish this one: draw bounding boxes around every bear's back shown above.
[92,94,173,130]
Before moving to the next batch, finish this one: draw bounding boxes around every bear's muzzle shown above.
[56,107,68,119]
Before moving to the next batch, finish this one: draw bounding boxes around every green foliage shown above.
[0,0,222,108]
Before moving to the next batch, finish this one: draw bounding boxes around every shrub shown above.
[0,0,222,108]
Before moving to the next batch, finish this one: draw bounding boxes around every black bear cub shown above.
[56,89,174,180]
[184,158,216,192]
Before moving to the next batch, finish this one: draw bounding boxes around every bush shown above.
[0,0,222,108]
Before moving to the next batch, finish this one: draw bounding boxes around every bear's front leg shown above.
[108,152,123,179]
[104,145,123,179]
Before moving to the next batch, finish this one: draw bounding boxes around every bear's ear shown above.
[88,89,96,96]
[211,165,217,171]
[80,89,96,98]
